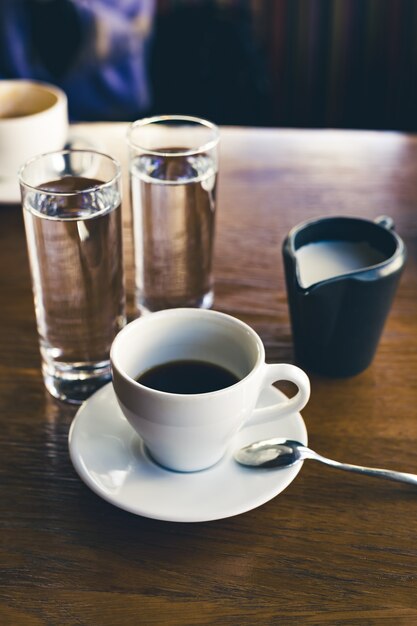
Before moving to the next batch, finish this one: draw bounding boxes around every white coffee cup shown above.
[111,308,311,472]
[0,80,68,181]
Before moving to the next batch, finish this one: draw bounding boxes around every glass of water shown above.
[19,150,126,404]
[127,115,219,314]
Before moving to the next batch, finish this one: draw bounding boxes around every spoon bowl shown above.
[235,438,305,469]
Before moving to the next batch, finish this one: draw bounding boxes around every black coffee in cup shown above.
[136,359,239,394]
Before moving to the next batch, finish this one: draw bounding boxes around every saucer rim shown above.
[0,175,20,205]
[68,383,308,523]
[0,133,102,205]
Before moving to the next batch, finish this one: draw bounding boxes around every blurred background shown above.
[152,0,417,131]
[1,0,417,131]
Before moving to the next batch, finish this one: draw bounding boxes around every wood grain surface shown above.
[1,125,417,625]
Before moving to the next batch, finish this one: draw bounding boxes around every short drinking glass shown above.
[19,150,126,403]
[127,115,219,313]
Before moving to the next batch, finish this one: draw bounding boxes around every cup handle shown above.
[246,363,311,426]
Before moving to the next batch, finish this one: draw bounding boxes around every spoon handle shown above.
[310,452,417,485]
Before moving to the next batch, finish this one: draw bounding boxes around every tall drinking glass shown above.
[127,115,219,314]
[19,150,126,403]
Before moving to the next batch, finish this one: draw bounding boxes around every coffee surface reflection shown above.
[136,359,239,394]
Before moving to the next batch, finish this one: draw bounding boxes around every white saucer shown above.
[68,383,308,523]
[0,134,102,205]
[0,175,20,205]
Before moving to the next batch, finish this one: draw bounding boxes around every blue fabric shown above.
[0,0,155,121]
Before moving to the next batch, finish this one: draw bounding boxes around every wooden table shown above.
[1,125,417,625]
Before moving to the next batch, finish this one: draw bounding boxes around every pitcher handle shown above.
[375,215,395,231]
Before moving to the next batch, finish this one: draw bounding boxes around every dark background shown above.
[150,0,417,131]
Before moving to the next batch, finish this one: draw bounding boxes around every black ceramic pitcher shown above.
[282,216,407,377]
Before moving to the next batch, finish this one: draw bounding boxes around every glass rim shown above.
[18,148,122,196]
[127,115,220,157]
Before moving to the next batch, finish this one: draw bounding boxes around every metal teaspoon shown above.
[234,438,417,485]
